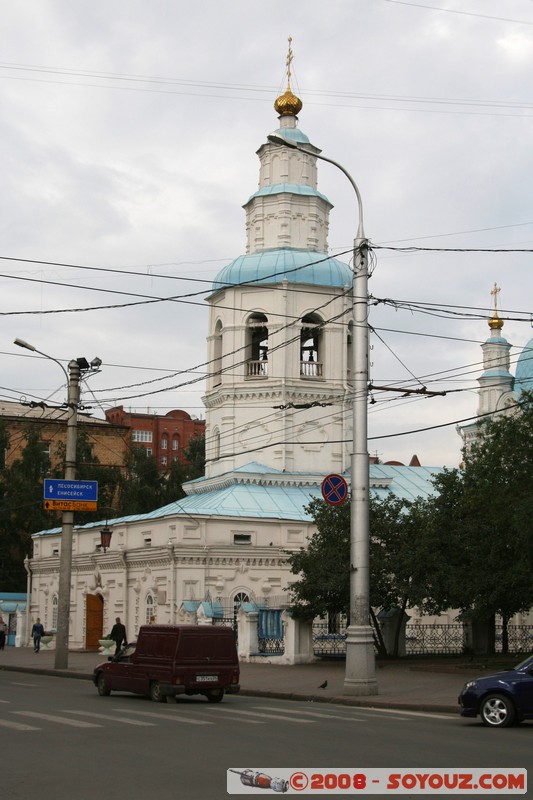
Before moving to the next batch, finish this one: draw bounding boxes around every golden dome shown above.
[274,88,303,117]
[488,312,503,331]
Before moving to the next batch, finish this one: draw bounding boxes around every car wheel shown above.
[149,681,167,703]
[206,688,224,703]
[97,674,111,697]
[480,694,515,728]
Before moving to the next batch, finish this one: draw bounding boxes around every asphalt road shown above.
[2,672,529,800]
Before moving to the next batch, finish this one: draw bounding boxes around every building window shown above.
[161,455,167,466]
[212,428,220,461]
[300,313,323,378]
[161,436,168,450]
[246,313,269,377]
[233,533,252,545]
[172,436,179,451]
[213,319,223,386]
[146,594,155,625]
[347,321,353,383]
[132,430,153,443]
[146,448,152,457]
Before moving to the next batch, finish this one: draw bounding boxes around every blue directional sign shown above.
[321,474,349,506]
[44,479,98,503]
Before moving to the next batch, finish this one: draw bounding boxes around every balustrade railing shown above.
[247,360,268,377]
[300,361,323,378]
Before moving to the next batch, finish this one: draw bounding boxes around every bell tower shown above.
[204,42,354,479]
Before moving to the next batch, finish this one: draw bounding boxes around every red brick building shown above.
[0,400,129,471]
[104,407,205,472]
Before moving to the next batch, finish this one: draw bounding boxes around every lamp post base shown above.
[343,624,378,696]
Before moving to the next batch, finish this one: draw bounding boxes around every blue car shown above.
[459,654,533,727]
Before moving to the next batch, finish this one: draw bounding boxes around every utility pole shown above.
[54,360,81,670]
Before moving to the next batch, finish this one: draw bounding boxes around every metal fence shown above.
[495,624,533,654]
[309,622,533,658]
[312,620,347,658]
[405,624,465,655]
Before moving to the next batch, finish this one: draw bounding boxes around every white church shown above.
[24,59,531,652]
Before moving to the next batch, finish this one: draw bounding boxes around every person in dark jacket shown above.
[109,617,127,655]
[31,618,45,653]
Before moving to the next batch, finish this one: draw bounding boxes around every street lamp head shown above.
[267,133,299,150]
[14,338,36,352]
[100,526,113,553]
[90,357,102,369]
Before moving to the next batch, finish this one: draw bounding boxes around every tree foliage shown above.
[0,424,207,590]
[423,393,533,648]
[287,494,430,651]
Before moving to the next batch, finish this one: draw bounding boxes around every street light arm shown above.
[14,337,69,385]
[267,133,365,239]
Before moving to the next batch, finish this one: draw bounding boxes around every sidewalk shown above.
[0,646,466,714]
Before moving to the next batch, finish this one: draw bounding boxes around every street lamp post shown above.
[267,135,377,695]
[14,339,101,669]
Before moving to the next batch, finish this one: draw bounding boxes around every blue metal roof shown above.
[211,248,352,292]
[245,183,331,205]
[515,337,533,397]
[32,464,443,537]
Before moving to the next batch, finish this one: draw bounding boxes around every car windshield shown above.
[114,642,136,661]
[512,655,533,672]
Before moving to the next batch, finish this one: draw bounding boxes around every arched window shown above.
[347,321,353,383]
[246,313,268,377]
[213,319,223,386]
[300,313,323,377]
[212,427,220,461]
[161,436,168,450]
[145,594,155,625]
[172,436,179,452]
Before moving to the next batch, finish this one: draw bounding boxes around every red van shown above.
[93,624,240,703]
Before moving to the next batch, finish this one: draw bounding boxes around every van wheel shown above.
[206,689,224,703]
[149,681,167,703]
[97,674,111,697]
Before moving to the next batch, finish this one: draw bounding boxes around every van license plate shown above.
[197,675,218,682]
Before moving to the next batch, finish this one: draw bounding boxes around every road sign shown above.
[43,479,98,502]
[321,474,349,505]
[44,500,98,512]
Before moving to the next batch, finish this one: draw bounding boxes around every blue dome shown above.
[515,337,533,397]
[211,249,352,291]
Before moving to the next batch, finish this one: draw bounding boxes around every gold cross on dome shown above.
[286,36,293,88]
[490,282,501,312]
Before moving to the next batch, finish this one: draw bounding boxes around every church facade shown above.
[25,65,444,650]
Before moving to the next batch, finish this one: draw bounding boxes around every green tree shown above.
[52,429,124,525]
[118,447,167,515]
[0,424,55,590]
[424,394,533,652]
[286,494,430,655]
[182,434,205,479]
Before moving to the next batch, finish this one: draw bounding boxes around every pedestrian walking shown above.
[109,617,127,655]
[31,618,45,653]
[0,616,6,651]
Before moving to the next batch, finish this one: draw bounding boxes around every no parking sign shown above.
[321,474,349,505]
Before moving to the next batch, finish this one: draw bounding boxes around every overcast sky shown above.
[1,0,532,469]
